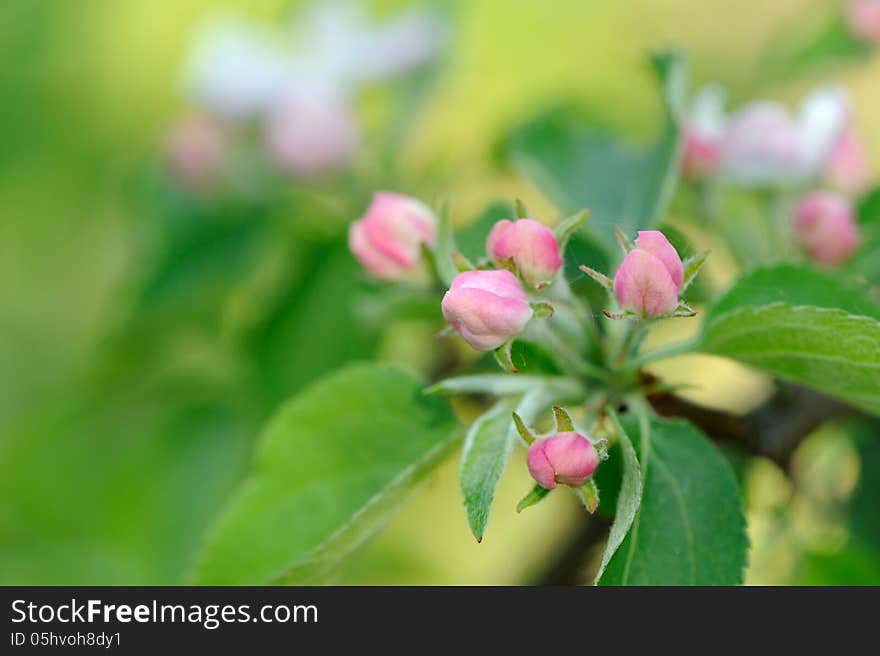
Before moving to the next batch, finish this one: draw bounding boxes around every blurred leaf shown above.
[456,202,509,263]
[133,198,271,321]
[499,52,686,257]
[657,223,710,303]
[433,203,459,286]
[192,363,458,585]
[848,422,880,552]
[0,385,255,584]
[698,265,880,416]
[564,231,612,314]
[798,546,880,586]
[594,410,642,583]
[848,186,880,282]
[599,415,748,585]
[770,13,871,82]
[248,243,379,406]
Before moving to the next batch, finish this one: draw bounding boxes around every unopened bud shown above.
[485,218,563,288]
[527,432,599,490]
[613,230,682,317]
[681,85,727,179]
[846,0,880,42]
[825,127,870,195]
[441,270,533,351]
[349,192,437,280]
[793,192,860,266]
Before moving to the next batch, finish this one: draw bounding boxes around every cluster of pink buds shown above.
[443,214,563,351]
[792,192,861,267]
[351,197,566,353]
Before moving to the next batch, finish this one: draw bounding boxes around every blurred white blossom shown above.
[717,88,848,188]
[263,85,359,178]
[176,1,446,180]
[290,2,446,86]
[183,18,293,120]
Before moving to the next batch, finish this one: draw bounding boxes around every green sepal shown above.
[493,341,518,373]
[552,405,575,432]
[681,250,709,292]
[512,412,537,445]
[530,302,555,319]
[516,484,551,513]
[554,208,590,251]
[579,264,613,292]
[576,478,600,514]
[614,226,635,256]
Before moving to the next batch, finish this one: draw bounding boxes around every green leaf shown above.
[135,208,270,320]
[191,363,458,584]
[698,265,880,416]
[594,410,642,584]
[499,51,686,257]
[459,397,521,542]
[846,422,880,553]
[459,383,563,542]
[599,415,748,585]
[565,230,612,317]
[705,264,880,322]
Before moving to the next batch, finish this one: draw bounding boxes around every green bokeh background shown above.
[1,0,878,585]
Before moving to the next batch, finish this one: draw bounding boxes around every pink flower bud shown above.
[682,126,722,179]
[846,0,880,42]
[527,432,599,490]
[793,192,860,266]
[825,127,870,195]
[633,230,684,288]
[348,192,437,280]
[485,218,563,287]
[681,85,727,179]
[441,270,533,351]
[612,231,682,318]
[164,114,228,189]
[263,88,358,178]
